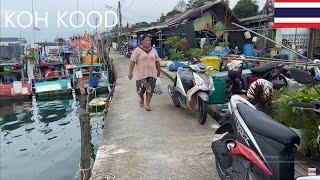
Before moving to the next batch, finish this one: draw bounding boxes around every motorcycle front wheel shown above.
[215,133,255,180]
[215,133,235,179]
[197,98,207,125]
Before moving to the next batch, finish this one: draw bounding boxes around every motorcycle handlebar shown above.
[292,101,314,108]
[292,101,320,116]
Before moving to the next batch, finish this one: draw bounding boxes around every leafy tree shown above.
[166,10,181,17]
[187,0,208,9]
[262,0,274,14]
[233,0,259,19]
[159,9,181,22]
[174,0,187,12]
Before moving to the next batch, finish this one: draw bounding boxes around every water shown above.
[0,96,104,180]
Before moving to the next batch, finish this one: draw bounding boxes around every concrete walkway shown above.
[91,52,221,180]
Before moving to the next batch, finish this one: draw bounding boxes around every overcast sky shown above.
[0,0,265,44]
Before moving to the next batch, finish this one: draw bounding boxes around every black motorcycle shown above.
[212,95,300,180]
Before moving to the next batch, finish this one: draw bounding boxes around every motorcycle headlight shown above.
[194,74,209,90]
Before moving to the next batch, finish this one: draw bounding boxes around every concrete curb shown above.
[160,68,175,81]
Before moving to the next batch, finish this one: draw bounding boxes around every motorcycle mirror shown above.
[314,59,320,65]
[206,66,214,71]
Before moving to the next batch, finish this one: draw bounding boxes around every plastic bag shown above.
[154,78,163,95]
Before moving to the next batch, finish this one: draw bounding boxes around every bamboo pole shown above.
[231,22,312,62]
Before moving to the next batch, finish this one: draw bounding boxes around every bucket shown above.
[82,55,99,64]
[44,69,52,77]
[244,31,252,39]
[200,56,221,71]
[90,76,99,88]
[13,81,23,94]
[243,44,256,57]
[209,77,226,104]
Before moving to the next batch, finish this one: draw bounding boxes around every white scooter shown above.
[168,62,214,125]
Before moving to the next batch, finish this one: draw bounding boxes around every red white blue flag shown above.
[274,0,320,28]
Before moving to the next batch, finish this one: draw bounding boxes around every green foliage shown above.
[273,86,320,154]
[203,42,216,54]
[233,0,259,19]
[187,0,211,9]
[164,36,187,61]
[164,36,187,50]
[188,48,204,57]
[169,49,183,61]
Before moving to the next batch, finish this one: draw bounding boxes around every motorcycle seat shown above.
[250,63,278,76]
[236,103,300,147]
[290,68,314,85]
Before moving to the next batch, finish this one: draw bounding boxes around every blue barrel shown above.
[243,44,257,57]
[155,47,162,56]
[90,76,99,88]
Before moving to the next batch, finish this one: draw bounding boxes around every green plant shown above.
[203,42,216,54]
[188,48,204,57]
[273,86,320,156]
[169,49,183,61]
[164,36,187,61]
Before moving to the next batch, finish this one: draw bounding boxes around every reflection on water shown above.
[0,96,104,180]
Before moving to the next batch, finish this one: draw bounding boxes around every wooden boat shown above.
[33,42,72,97]
[0,62,32,99]
[0,37,32,99]
[74,51,110,95]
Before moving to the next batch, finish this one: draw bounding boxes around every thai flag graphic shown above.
[274,0,320,28]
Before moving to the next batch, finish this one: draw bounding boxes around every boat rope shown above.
[73,163,91,180]
[87,87,97,98]
[90,172,115,180]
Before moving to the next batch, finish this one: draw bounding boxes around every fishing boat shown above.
[74,50,110,95]
[0,62,32,99]
[33,42,72,97]
[0,37,32,99]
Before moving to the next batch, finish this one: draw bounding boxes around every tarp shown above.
[212,22,226,38]
[193,12,213,31]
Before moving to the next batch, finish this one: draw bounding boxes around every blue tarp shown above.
[207,49,230,58]
[167,61,185,72]
[129,38,138,48]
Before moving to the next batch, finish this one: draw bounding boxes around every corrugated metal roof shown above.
[35,42,61,46]
[165,1,239,27]
[240,13,274,25]
[0,37,27,43]
[130,1,239,34]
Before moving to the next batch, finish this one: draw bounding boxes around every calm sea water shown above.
[0,96,103,180]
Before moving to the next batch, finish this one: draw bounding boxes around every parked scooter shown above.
[221,61,289,99]
[212,95,300,180]
[290,59,320,89]
[168,59,214,125]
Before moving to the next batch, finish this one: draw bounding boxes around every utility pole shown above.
[118,1,122,35]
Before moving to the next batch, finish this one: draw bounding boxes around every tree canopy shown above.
[233,0,259,19]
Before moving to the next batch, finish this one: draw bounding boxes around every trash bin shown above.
[209,77,226,104]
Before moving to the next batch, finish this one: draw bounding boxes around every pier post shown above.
[79,110,91,180]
